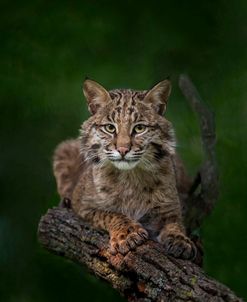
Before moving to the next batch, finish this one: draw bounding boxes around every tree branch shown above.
[179,74,219,233]
[38,207,242,302]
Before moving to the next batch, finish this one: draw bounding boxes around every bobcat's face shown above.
[81,80,175,171]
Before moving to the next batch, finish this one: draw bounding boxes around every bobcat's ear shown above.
[143,80,171,115]
[83,79,110,115]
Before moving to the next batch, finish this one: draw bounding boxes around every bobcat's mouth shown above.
[110,158,139,163]
[109,158,139,170]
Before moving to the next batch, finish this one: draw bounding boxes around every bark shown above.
[178,74,219,234]
[37,74,242,301]
[38,207,242,302]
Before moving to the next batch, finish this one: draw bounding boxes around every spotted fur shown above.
[53,79,196,260]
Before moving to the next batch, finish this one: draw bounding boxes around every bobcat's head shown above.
[80,79,176,171]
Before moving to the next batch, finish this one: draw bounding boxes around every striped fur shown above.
[53,79,196,260]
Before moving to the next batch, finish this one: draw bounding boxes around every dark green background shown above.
[1,1,247,301]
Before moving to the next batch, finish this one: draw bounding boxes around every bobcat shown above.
[53,79,196,259]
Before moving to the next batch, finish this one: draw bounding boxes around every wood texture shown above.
[38,207,242,301]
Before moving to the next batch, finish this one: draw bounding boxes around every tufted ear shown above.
[83,79,111,115]
[143,80,172,115]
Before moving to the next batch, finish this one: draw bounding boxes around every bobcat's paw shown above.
[109,223,148,255]
[159,232,197,260]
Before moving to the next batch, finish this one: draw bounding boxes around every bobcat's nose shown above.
[117,146,129,157]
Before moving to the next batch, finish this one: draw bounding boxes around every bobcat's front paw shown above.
[109,223,148,255]
[158,232,197,260]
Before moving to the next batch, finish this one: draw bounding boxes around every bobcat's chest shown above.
[95,173,159,220]
[92,165,169,220]
[119,186,152,220]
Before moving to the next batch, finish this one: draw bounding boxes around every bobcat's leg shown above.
[157,210,197,260]
[77,206,148,255]
[53,139,82,200]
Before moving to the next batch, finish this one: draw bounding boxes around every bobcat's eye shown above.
[133,124,146,134]
[104,124,116,134]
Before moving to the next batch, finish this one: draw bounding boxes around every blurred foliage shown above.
[0,0,247,301]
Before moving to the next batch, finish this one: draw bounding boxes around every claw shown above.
[109,243,118,255]
[127,238,137,249]
[138,229,149,239]
[118,241,129,255]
